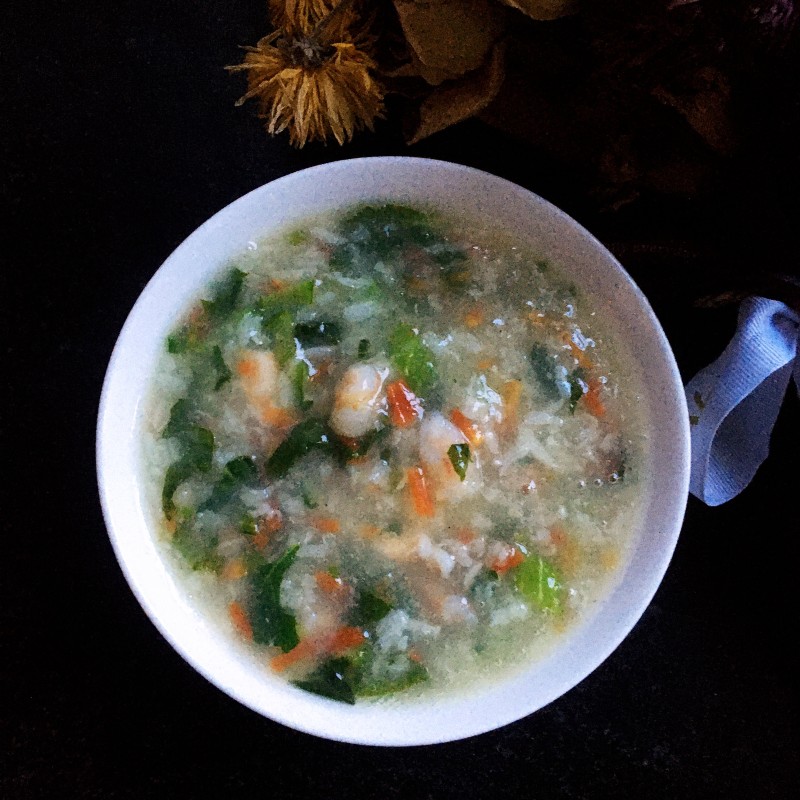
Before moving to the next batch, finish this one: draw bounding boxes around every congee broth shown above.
[144,203,646,704]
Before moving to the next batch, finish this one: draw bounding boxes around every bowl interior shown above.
[97,157,690,745]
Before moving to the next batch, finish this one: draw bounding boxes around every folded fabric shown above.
[685,297,800,506]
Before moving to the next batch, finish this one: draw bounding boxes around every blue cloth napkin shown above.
[685,297,800,506]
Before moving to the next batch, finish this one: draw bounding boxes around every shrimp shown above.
[236,350,297,428]
[329,362,389,438]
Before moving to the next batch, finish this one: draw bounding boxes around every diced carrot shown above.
[337,435,361,452]
[270,627,364,673]
[465,305,484,328]
[528,311,546,326]
[500,379,523,433]
[260,509,284,535]
[476,357,495,371]
[561,331,594,370]
[550,524,580,573]
[456,527,476,544]
[222,558,248,581]
[359,523,381,539]
[228,601,253,641]
[408,648,423,663]
[236,357,257,378]
[583,379,606,417]
[328,626,366,653]
[315,570,346,595]
[270,638,317,673]
[268,278,287,292]
[449,409,483,446]
[252,530,270,551]
[386,380,423,427]
[312,516,341,534]
[491,546,525,574]
[407,466,435,517]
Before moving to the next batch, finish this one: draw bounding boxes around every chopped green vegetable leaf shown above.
[162,398,193,439]
[250,545,300,651]
[568,369,586,414]
[388,324,438,397]
[286,228,309,246]
[352,591,393,626]
[529,343,560,401]
[447,443,471,481]
[264,311,296,365]
[266,419,332,478]
[300,481,319,509]
[202,268,246,321]
[295,321,342,348]
[166,330,191,354]
[211,345,232,390]
[161,425,215,516]
[515,555,563,613]
[689,414,699,426]
[240,513,257,536]
[293,657,356,704]
[292,360,313,410]
[199,455,258,512]
[357,660,429,698]
[357,338,371,359]
[172,519,222,572]
[256,279,314,319]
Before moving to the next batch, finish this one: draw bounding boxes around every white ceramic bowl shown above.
[97,157,690,745]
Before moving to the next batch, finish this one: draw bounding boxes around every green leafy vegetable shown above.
[240,513,257,536]
[171,518,222,572]
[447,443,471,481]
[352,591,393,626]
[568,369,587,414]
[256,279,314,320]
[357,338,371,359]
[202,268,246,321]
[300,482,319,509]
[388,324,438,397]
[357,660,429,698]
[250,545,300,651]
[161,424,215,516]
[294,321,342,347]
[166,331,191,354]
[266,419,332,478]
[199,455,258,512]
[529,343,560,401]
[293,657,356,704]
[292,360,313,410]
[211,345,232,390]
[162,399,193,439]
[515,555,563,613]
[264,311,296,365]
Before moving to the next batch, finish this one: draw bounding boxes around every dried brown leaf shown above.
[498,0,576,21]
[392,0,506,85]
[407,43,505,144]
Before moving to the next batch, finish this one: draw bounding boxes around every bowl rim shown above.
[97,156,690,746]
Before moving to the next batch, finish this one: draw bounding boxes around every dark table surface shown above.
[4,2,799,798]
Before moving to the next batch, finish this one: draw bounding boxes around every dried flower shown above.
[230,0,383,146]
[230,29,384,147]
[269,0,339,35]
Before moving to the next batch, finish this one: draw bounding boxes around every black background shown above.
[4,2,799,798]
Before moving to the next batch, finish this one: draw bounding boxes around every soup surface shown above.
[144,204,646,704]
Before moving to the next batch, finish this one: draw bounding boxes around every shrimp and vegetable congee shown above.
[145,203,646,704]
